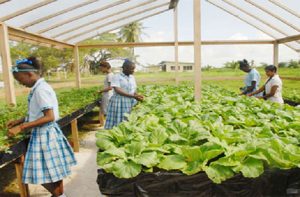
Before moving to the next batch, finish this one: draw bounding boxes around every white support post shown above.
[273,42,279,68]
[73,45,81,88]
[193,0,201,101]
[174,6,179,84]
[0,23,16,105]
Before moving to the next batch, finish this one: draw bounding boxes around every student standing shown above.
[105,59,144,129]
[238,59,261,95]
[7,57,76,197]
[98,61,114,126]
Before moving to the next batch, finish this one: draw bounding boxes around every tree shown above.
[10,41,73,74]
[288,60,300,68]
[224,61,239,70]
[118,22,146,60]
[79,33,131,74]
[278,62,288,68]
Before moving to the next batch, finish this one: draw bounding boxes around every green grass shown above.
[0,68,299,104]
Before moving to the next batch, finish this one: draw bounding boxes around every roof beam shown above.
[222,0,291,38]
[37,0,130,34]
[73,8,169,44]
[20,0,98,29]
[52,0,157,38]
[245,0,300,32]
[277,34,300,44]
[7,25,74,48]
[0,0,9,4]
[268,0,300,19]
[64,2,169,42]
[77,40,275,48]
[206,0,298,52]
[0,0,56,21]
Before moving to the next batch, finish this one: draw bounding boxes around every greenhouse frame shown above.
[0,0,299,104]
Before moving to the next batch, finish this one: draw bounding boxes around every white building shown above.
[159,61,194,72]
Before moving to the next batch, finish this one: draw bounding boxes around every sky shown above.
[134,0,300,67]
[0,0,299,70]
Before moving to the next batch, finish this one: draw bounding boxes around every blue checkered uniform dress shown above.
[22,78,76,184]
[105,73,137,129]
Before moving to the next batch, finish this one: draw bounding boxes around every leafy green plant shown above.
[96,84,300,183]
[0,87,99,151]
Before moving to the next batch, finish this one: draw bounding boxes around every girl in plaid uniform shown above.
[7,57,76,197]
[105,59,144,129]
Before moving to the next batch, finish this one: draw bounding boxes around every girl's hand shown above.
[7,120,21,129]
[246,94,252,97]
[134,94,144,101]
[8,125,23,137]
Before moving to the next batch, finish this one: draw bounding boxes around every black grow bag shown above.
[97,168,300,197]
[284,99,300,107]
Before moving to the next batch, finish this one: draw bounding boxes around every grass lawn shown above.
[0,68,299,105]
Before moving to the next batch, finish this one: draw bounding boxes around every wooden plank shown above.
[63,2,169,42]
[194,0,201,102]
[7,25,74,48]
[0,23,16,105]
[71,119,79,152]
[0,0,9,4]
[37,0,130,34]
[273,43,280,69]
[203,40,275,45]
[245,0,300,32]
[273,42,279,68]
[77,40,274,48]
[206,0,298,52]
[8,35,67,50]
[73,45,81,88]
[268,0,300,19]
[277,34,300,44]
[20,0,98,29]
[14,155,30,197]
[52,0,156,38]
[0,0,56,21]
[174,6,179,84]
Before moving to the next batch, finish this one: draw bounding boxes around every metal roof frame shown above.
[1,0,300,105]
[0,0,298,47]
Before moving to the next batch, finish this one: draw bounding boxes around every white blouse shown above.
[27,78,59,122]
[111,73,137,95]
[265,75,284,104]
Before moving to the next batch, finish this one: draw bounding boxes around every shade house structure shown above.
[0,0,300,106]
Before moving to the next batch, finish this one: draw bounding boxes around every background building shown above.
[159,61,194,72]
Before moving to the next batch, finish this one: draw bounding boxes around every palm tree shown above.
[118,22,145,59]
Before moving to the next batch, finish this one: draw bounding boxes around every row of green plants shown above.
[96,85,300,183]
[283,90,300,103]
[0,87,99,152]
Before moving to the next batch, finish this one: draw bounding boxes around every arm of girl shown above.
[7,117,25,129]
[114,87,142,101]
[263,85,278,99]
[8,109,55,137]
[243,81,257,95]
[247,85,265,97]
[99,86,113,93]
[134,93,144,101]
